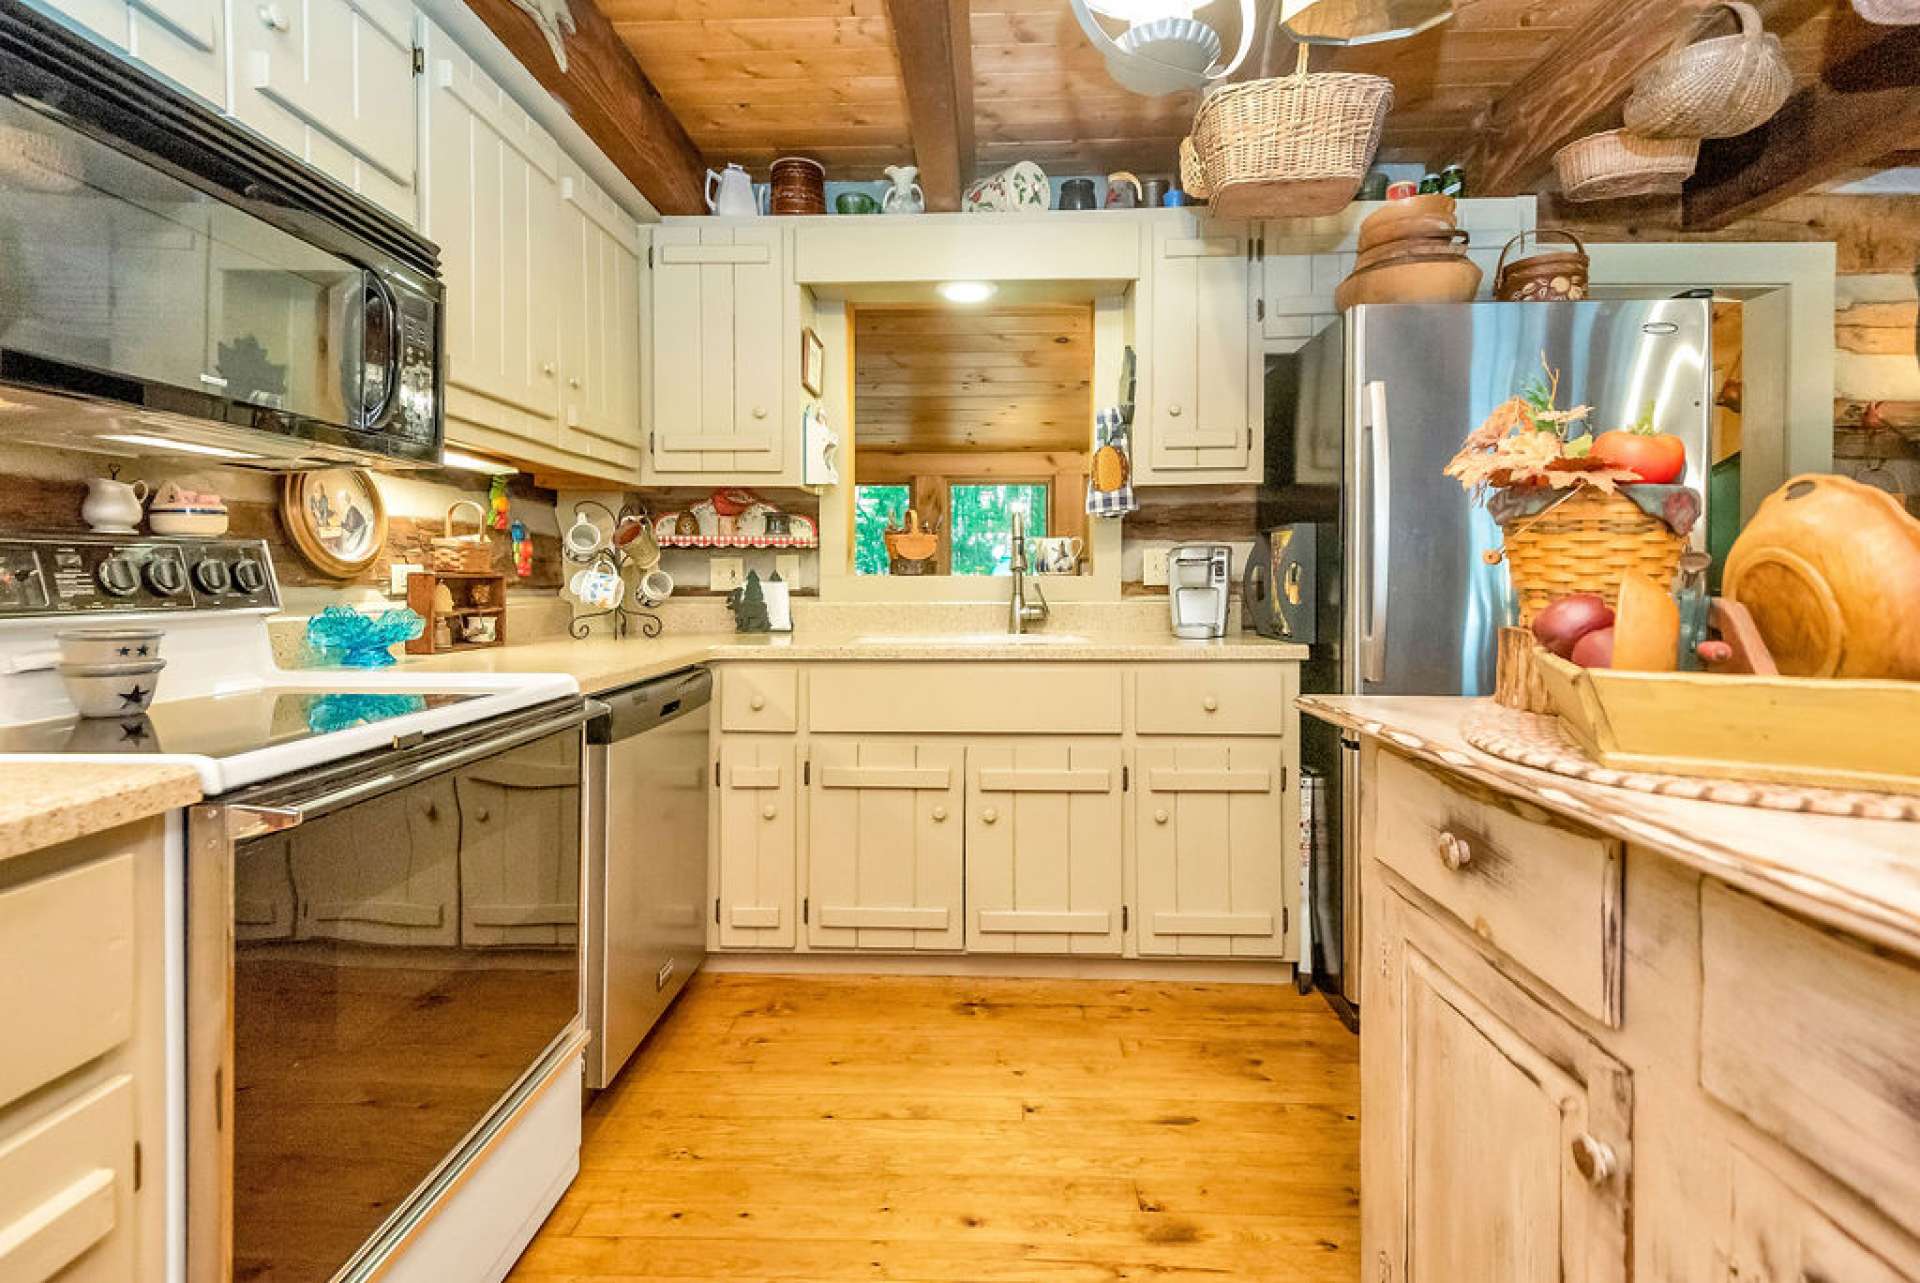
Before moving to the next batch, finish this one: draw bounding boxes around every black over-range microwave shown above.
[0,0,443,468]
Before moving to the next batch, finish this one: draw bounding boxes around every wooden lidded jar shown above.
[769,156,826,215]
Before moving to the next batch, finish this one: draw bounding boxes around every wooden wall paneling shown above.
[1539,192,1920,276]
[882,0,973,208]
[463,0,707,213]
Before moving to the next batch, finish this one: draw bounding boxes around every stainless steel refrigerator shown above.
[1264,300,1714,1011]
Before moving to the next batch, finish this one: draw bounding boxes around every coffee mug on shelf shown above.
[1032,535,1085,574]
[638,567,674,607]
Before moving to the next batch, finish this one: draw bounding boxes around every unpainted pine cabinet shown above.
[964,740,1125,956]
[229,0,418,223]
[646,223,787,479]
[715,738,798,949]
[32,0,225,107]
[1134,739,1289,957]
[1136,215,1259,483]
[807,738,965,951]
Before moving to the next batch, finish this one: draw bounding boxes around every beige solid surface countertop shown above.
[1302,694,1920,961]
[0,761,201,862]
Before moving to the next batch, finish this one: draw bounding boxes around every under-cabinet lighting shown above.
[98,433,264,460]
[937,281,998,304]
[439,448,519,475]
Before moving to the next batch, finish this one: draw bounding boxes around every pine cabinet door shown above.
[715,738,798,949]
[1135,739,1289,958]
[556,161,642,473]
[231,0,418,222]
[807,739,964,951]
[647,224,785,477]
[1141,217,1256,479]
[1365,886,1632,1283]
[424,23,561,442]
[964,740,1124,956]
[38,0,226,107]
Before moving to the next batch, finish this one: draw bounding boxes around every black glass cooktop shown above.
[0,689,480,757]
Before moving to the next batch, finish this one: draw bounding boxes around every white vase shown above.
[882,164,924,214]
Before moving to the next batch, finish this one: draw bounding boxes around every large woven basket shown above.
[1185,53,1392,219]
[1178,136,1211,200]
[1496,487,1686,625]
[1554,129,1700,202]
[1852,0,1920,21]
[1623,2,1792,139]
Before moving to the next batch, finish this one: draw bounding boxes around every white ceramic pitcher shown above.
[704,163,757,217]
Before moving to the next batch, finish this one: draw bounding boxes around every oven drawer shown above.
[0,854,134,1111]
[0,1075,136,1283]
[1370,750,1623,1026]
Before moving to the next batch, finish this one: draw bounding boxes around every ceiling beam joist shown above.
[883,0,974,211]
[462,0,707,215]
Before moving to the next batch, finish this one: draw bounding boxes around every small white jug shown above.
[82,476,148,533]
[705,163,758,217]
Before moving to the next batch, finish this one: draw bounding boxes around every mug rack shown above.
[566,499,664,640]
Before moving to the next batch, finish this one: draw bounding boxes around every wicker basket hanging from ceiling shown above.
[1553,128,1700,202]
[1181,45,1392,218]
[1623,1,1793,139]
[1850,0,1920,22]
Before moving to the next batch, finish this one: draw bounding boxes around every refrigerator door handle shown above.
[1360,380,1390,686]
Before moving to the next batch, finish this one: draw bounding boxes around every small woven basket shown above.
[1186,48,1392,219]
[1553,129,1700,202]
[1493,229,1590,301]
[1623,1,1793,139]
[429,499,495,573]
[1851,0,1920,22]
[1496,487,1686,625]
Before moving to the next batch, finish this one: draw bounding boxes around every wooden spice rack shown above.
[406,571,507,654]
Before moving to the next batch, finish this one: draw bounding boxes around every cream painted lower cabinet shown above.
[708,659,1300,964]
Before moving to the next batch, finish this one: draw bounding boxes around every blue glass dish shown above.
[303,606,425,668]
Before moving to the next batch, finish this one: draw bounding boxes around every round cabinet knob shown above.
[749,694,766,710]
[981,807,999,825]
[761,805,778,821]
[1153,809,1170,825]
[752,406,769,419]
[1570,1134,1615,1186]
[931,806,947,822]
[191,559,231,596]
[1202,696,1219,712]
[1167,404,1182,417]
[568,377,580,388]
[541,363,556,376]
[95,556,139,598]
[475,808,491,823]
[231,559,267,594]
[1436,830,1473,870]
[143,558,185,598]
[257,3,289,30]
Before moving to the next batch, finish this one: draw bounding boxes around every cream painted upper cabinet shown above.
[807,739,965,952]
[1136,215,1260,483]
[646,223,788,479]
[31,0,225,107]
[1135,739,1290,958]
[230,0,418,223]
[556,158,642,473]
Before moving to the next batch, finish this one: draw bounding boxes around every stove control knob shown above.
[144,558,186,598]
[96,556,140,598]
[231,559,267,594]
[191,559,231,595]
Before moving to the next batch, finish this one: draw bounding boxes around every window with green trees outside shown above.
[853,484,909,576]
[852,482,1048,576]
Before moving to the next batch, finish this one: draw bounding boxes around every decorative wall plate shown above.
[282,469,388,580]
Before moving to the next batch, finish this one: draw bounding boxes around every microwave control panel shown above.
[0,537,280,617]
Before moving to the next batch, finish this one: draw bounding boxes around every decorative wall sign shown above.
[801,327,825,397]
[282,469,388,580]
[510,0,576,71]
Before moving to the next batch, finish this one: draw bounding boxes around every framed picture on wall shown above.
[801,327,825,398]
[281,469,387,580]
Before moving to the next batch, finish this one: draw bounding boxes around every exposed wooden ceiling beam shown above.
[463,0,707,214]
[883,0,974,209]
[1684,19,1920,229]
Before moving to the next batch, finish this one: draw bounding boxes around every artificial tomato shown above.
[1591,427,1686,483]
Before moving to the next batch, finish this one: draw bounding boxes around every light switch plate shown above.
[710,557,746,592]
[389,562,424,595]
[1142,548,1170,587]
[775,554,802,586]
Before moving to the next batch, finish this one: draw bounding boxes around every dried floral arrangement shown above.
[1445,356,1643,498]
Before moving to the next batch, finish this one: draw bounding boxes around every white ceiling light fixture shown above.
[1070,0,1257,97]
[937,281,998,304]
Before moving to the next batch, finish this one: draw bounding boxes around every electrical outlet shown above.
[1142,548,1170,587]
[774,554,802,586]
[389,562,424,595]
[710,557,746,592]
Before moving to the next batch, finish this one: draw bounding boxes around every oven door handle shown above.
[222,704,591,836]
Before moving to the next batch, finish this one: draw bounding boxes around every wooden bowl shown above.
[1356,194,1458,247]
[1353,228,1470,273]
[1334,255,1482,311]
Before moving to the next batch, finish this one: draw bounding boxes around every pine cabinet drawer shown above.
[720,665,799,732]
[0,1075,136,1282]
[0,855,135,1110]
[1369,751,1623,1026]
[807,664,1123,734]
[1701,881,1920,1244]
[1133,664,1292,736]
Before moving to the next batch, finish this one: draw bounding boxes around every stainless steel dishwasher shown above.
[584,666,712,1089]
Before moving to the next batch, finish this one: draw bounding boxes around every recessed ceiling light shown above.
[937,281,997,304]
[98,433,264,460]
[439,448,519,475]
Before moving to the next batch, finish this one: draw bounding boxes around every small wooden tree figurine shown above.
[728,569,772,632]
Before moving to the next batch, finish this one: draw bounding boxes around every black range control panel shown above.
[0,536,279,617]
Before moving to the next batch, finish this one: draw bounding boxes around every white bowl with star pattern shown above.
[57,627,165,666]
[58,659,167,718]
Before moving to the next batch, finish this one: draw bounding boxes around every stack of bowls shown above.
[57,627,166,718]
[1334,194,1483,311]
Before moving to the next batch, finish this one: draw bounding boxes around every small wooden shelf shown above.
[405,571,508,654]
[657,534,818,550]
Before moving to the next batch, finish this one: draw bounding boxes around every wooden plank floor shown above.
[508,973,1360,1282]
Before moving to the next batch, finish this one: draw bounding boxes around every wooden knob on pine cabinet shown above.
[752,406,769,419]
[1570,1134,1615,1185]
[982,807,999,825]
[1436,831,1472,870]
[761,805,777,821]
[1154,809,1170,825]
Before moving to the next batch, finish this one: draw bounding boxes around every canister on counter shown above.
[1440,163,1467,197]
[1385,180,1419,201]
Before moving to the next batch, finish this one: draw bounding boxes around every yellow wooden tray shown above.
[1534,651,1920,797]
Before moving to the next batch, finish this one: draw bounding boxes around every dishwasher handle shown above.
[589,666,713,743]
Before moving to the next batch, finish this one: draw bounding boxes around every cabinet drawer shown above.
[0,855,135,1110]
[808,664,1123,734]
[1724,1146,1913,1283]
[1369,751,1623,1026]
[1133,664,1292,736]
[1701,881,1920,1243]
[0,1075,135,1282]
[720,665,799,732]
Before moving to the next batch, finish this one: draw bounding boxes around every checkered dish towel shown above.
[1086,405,1138,519]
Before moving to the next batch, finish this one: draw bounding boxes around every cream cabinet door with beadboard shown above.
[230,0,418,222]
[715,738,798,949]
[646,223,787,478]
[807,739,965,952]
[964,740,1125,956]
[1136,216,1259,483]
[1134,739,1290,957]
[32,0,225,107]
[453,751,581,948]
[555,157,642,475]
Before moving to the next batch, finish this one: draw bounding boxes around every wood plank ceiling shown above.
[591,0,1892,211]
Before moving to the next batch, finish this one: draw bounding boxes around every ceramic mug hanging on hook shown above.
[564,510,605,560]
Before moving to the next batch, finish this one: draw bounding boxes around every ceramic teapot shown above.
[82,473,148,533]
[704,163,758,217]
[882,164,924,214]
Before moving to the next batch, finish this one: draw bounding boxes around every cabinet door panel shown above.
[965,740,1123,956]
[39,0,225,106]
[558,163,641,469]
[716,739,796,949]
[807,739,963,951]
[1135,739,1288,958]
[1144,219,1253,477]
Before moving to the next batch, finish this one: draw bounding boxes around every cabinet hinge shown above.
[1122,765,1130,792]
[647,244,653,269]
[1255,297,1265,322]
[714,897,721,925]
[133,1141,142,1191]
[803,896,810,924]
[715,759,721,787]
[804,759,811,786]
[1247,425,1254,450]
[1122,905,1130,932]
[411,45,424,75]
